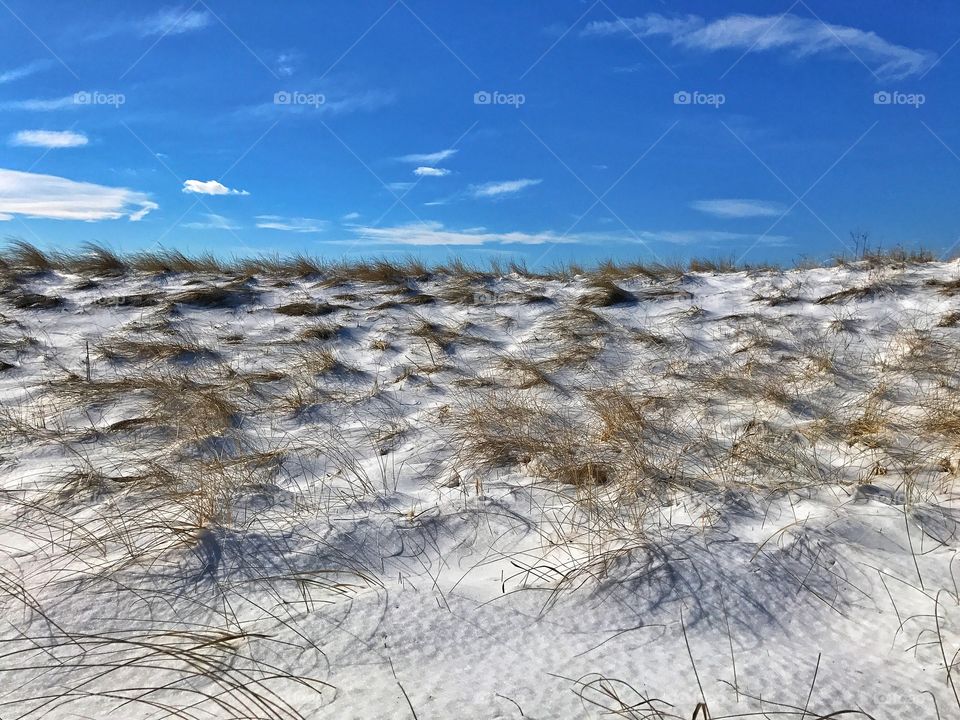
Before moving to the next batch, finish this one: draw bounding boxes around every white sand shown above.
[0,259,958,718]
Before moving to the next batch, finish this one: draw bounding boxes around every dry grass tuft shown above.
[938,311,960,328]
[5,239,54,271]
[926,277,960,296]
[4,289,64,310]
[497,356,553,389]
[578,278,635,307]
[924,392,960,440]
[130,248,226,274]
[276,301,340,317]
[296,347,350,375]
[298,323,341,342]
[540,307,608,367]
[170,281,259,309]
[410,318,462,354]
[816,277,905,305]
[66,243,128,276]
[97,335,216,364]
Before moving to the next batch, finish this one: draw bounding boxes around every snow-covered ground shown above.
[1,257,959,718]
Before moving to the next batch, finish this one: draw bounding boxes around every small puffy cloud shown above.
[690,199,786,219]
[397,149,458,164]
[255,215,326,233]
[183,213,240,230]
[341,212,361,221]
[276,51,301,77]
[182,179,249,196]
[10,130,88,149]
[0,167,156,222]
[470,178,541,199]
[414,166,450,177]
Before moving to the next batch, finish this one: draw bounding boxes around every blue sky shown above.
[0,1,957,267]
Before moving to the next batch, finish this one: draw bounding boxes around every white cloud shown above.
[344,221,790,249]
[0,95,78,112]
[0,60,50,85]
[352,221,580,247]
[633,229,790,247]
[470,178,542,199]
[136,6,212,36]
[183,213,240,230]
[248,89,395,118]
[182,179,249,196]
[276,51,300,77]
[398,149,458,164]
[10,130,88,149]
[583,13,934,79]
[341,212,361,221]
[690,199,786,219]
[414,166,451,177]
[386,181,415,193]
[255,215,326,233]
[0,167,157,222]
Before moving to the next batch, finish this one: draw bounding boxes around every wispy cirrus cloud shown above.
[344,219,789,248]
[470,178,541,199]
[138,6,211,36]
[414,166,451,177]
[0,60,51,85]
[397,149,458,164]
[0,167,156,222]
[255,215,326,233]
[583,13,934,79]
[634,229,790,247]
[0,95,79,112]
[245,88,395,118]
[10,130,88,149]
[183,213,240,230]
[350,222,771,248]
[352,220,579,246]
[85,5,212,42]
[182,179,249,196]
[691,199,786,219]
[93,5,212,38]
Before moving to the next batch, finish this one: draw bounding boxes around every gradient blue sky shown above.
[1,1,957,267]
